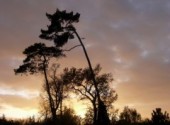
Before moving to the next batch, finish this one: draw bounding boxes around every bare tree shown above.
[39,64,70,118]
[61,64,117,124]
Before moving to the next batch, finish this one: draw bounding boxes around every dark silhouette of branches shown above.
[40,9,110,125]
[61,64,117,124]
[151,108,170,125]
[63,44,81,52]
[39,64,69,120]
[119,106,141,124]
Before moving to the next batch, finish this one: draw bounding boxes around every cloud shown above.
[0,87,39,99]
[0,94,38,109]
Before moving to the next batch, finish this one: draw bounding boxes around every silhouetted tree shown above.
[118,106,141,124]
[40,9,110,125]
[39,64,69,120]
[14,43,64,123]
[151,108,170,125]
[61,64,117,124]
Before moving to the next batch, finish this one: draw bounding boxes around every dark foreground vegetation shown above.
[1,107,170,125]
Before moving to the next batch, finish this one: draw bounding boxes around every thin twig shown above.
[62,44,81,52]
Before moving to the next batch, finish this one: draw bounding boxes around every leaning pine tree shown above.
[39,9,110,125]
[14,43,64,123]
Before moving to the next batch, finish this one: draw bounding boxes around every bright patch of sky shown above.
[0,87,39,99]
[0,104,38,119]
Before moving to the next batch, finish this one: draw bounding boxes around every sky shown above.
[0,0,170,119]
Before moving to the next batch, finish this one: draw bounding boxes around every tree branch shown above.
[62,44,81,52]
[73,86,93,102]
[81,84,95,99]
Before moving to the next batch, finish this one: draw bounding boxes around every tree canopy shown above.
[40,9,80,47]
[14,43,64,75]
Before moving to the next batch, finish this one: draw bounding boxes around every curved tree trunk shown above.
[74,30,110,125]
[74,30,100,102]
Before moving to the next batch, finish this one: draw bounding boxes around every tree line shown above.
[1,107,170,125]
